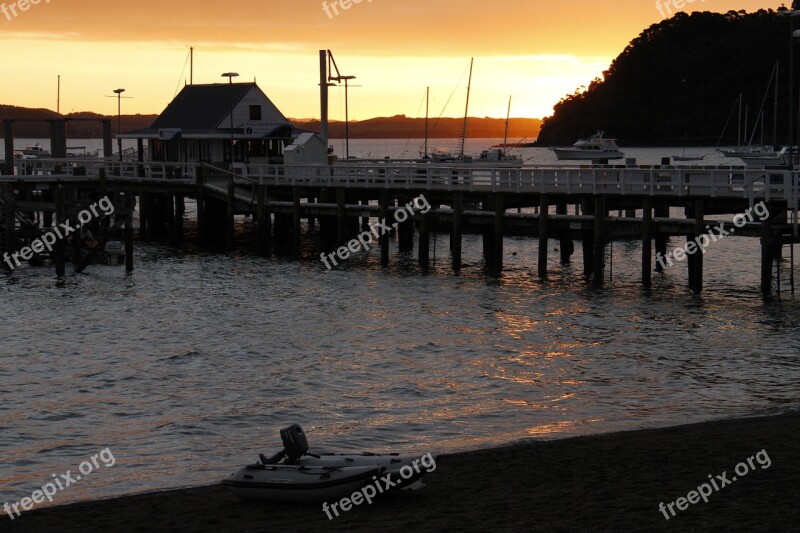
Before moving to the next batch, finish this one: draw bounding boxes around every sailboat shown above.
[430,60,522,167]
[431,58,473,163]
[718,62,782,161]
[672,134,705,162]
[477,96,522,164]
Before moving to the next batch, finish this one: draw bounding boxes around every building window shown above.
[250,105,262,121]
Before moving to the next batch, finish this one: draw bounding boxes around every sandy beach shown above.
[3,412,798,532]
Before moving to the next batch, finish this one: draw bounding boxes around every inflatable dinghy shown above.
[223,424,431,503]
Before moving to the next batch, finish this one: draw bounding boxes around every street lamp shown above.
[112,88,126,161]
[222,72,239,169]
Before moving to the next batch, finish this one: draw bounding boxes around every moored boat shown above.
[552,131,624,161]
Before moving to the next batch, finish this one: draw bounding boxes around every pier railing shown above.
[229,162,797,202]
[8,158,800,210]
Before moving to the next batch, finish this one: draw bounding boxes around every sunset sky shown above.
[1,0,776,121]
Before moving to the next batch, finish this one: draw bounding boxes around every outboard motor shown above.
[261,424,310,465]
[281,424,309,463]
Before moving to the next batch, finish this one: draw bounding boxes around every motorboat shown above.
[223,424,433,503]
[552,131,624,161]
[20,144,51,159]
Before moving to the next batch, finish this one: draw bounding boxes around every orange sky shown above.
[1,0,777,120]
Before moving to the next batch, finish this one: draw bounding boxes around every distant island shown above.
[293,115,541,140]
[0,105,541,140]
[537,7,797,146]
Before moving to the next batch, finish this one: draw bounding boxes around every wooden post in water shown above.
[398,196,415,253]
[256,184,268,255]
[556,202,572,264]
[539,195,549,278]
[293,187,302,257]
[175,194,185,241]
[380,191,390,267]
[71,190,81,265]
[452,193,463,271]
[593,196,606,287]
[642,197,653,288]
[482,195,495,267]
[125,193,134,273]
[654,206,669,272]
[692,199,705,293]
[581,198,594,279]
[419,209,431,269]
[337,189,347,246]
[54,186,65,277]
[361,200,370,231]
[761,206,775,294]
[226,174,235,250]
[493,193,504,272]
[195,167,207,247]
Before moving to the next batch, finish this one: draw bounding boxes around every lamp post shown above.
[113,88,125,162]
[340,75,356,159]
[222,72,239,169]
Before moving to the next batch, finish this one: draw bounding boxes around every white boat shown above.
[224,463,380,503]
[552,132,624,161]
[223,425,431,503]
[20,144,51,158]
[738,146,790,166]
[718,145,779,159]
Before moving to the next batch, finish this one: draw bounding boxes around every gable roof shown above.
[150,83,256,131]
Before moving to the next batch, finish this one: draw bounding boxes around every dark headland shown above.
[4,413,798,532]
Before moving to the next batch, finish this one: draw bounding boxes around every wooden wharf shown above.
[1,158,798,294]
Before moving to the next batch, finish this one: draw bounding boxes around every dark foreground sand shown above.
[4,413,799,532]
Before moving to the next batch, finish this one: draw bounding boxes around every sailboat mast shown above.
[424,86,429,158]
[503,95,511,152]
[737,93,742,147]
[459,58,474,158]
[774,60,779,146]
[190,47,194,85]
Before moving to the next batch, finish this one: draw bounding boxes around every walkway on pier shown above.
[2,159,799,293]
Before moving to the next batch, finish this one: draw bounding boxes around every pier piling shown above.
[539,195,549,278]
[452,193,463,271]
[593,196,606,287]
[642,198,653,288]
[494,193,505,272]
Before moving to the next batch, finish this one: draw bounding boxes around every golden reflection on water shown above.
[525,418,604,438]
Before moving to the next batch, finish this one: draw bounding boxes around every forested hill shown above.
[536,7,799,146]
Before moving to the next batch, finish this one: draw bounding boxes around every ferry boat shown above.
[552,131,624,161]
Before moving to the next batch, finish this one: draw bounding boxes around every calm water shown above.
[1,139,799,508]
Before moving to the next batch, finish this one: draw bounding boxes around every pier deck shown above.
[1,159,798,293]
